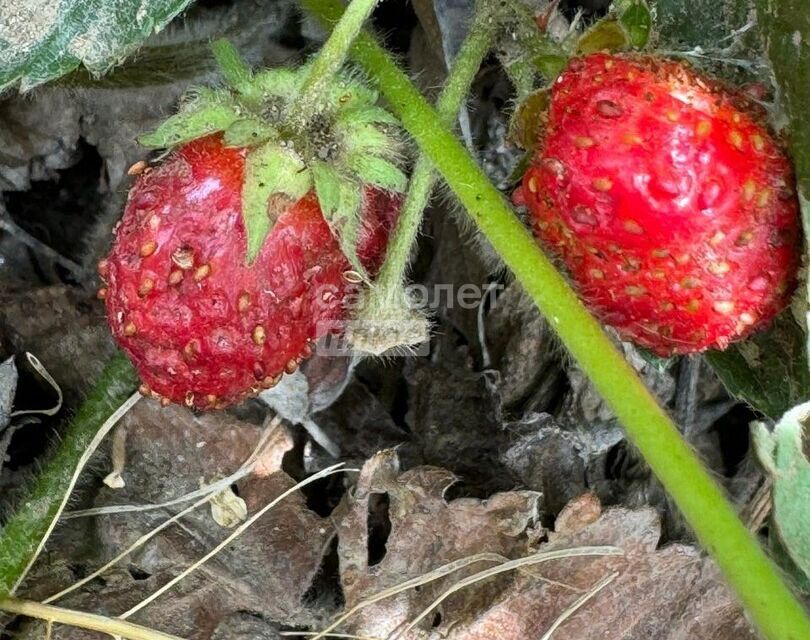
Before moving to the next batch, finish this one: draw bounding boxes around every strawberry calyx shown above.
[139,40,406,275]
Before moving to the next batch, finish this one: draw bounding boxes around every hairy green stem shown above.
[301,0,810,638]
[370,2,497,302]
[295,0,381,119]
[0,354,139,598]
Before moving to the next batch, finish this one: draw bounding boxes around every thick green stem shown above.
[295,0,381,119]
[371,2,497,298]
[300,1,810,638]
[0,354,138,598]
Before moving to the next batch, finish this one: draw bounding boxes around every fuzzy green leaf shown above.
[753,401,810,582]
[242,143,311,263]
[347,155,407,193]
[0,0,193,92]
[139,99,240,148]
[706,313,810,419]
[223,118,278,147]
[616,0,651,49]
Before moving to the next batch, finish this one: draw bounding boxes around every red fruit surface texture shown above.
[520,53,801,356]
[104,135,398,408]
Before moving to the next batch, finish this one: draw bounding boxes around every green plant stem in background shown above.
[369,3,497,304]
[300,0,810,638]
[0,354,138,599]
[295,0,381,120]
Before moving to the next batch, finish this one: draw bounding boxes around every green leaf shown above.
[0,0,194,91]
[347,155,408,192]
[576,19,630,55]
[138,99,240,148]
[753,401,810,582]
[223,118,278,147]
[242,143,312,263]
[757,1,810,355]
[616,0,652,49]
[705,314,810,419]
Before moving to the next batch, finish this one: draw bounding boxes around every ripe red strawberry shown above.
[519,53,800,356]
[99,40,408,409]
[101,135,399,409]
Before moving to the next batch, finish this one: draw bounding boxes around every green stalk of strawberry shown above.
[101,33,408,409]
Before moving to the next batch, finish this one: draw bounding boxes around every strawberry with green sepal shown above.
[518,53,801,356]
[101,39,406,409]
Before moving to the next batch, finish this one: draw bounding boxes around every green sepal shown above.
[336,104,400,127]
[576,19,630,55]
[615,0,652,49]
[312,161,366,275]
[253,68,302,98]
[223,118,279,147]
[243,143,312,263]
[326,77,378,110]
[139,89,239,148]
[210,38,261,102]
[347,154,408,193]
[340,121,400,158]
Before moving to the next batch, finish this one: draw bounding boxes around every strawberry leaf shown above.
[706,314,810,419]
[242,143,311,263]
[752,401,810,582]
[0,0,193,92]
